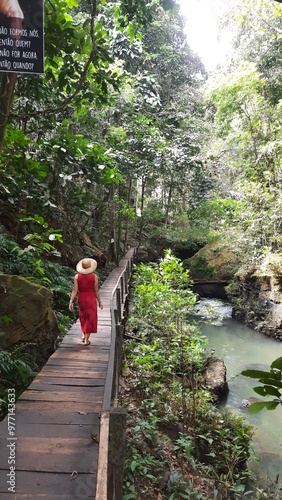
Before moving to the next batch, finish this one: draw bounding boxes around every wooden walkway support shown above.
[0,248,137,499]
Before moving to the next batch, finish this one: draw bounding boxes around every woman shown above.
[69,258,103,346]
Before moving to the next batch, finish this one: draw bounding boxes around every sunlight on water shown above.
[192,298,282,483]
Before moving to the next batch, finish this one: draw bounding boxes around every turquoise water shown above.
[192,298,282,484]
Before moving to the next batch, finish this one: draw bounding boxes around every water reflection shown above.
[191,298,282,482]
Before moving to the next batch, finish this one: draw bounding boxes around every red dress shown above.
[77,273,98,334]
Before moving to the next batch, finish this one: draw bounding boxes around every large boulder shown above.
[186,241,242,281]
[205,357,229,399]
[0,274,59,366]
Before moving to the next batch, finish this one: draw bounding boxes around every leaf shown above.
[248,402,269,414]
[241,369,271,379]
[271,357,282,370]
[249,401,280,414]
[253,385,281,398]
[66,0,78,7]
[130,460,137,473]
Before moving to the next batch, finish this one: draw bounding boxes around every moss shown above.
[185,241,242,281]
[184,255,216,280]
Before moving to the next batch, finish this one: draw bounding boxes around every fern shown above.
[0,344,36,419]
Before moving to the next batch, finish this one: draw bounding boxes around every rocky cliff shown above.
[226,263,282,341]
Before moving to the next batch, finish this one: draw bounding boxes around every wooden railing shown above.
[96,248,137,500]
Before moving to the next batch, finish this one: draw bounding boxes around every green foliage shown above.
[0,232,39,277]
[254,251,282,277]
[130,250,196,333]
[0,345,36,387]
[174,433,192,459]
[123,255,254,497]
[123,414,207,499]
[201,0,282,259]
[0,227,76,334]
[185,255,216,280]
[242,356,282,413]
[0,344,36,418]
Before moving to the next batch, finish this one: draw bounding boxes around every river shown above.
[192,298,282,486]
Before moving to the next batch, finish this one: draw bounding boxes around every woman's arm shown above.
[94,276,103,309]
[69,275,78,311]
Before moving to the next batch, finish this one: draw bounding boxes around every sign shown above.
[0,0,44,74]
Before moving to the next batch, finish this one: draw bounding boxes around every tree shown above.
[201,0,282,256]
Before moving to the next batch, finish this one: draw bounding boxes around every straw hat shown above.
[76,258,97,274]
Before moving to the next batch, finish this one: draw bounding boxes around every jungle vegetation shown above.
[0,0,281,498]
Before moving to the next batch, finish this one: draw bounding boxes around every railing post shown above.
[116,323,124,380]
[96,411,110,500]
[116,287,122,323]
[124,265,129,294]
[120,275,124,304]
[107,407,127,500]
[97,248,137,500]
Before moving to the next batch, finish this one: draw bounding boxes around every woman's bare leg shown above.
[84,333,90,345]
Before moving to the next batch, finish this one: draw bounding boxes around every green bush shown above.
[0,344,36,420]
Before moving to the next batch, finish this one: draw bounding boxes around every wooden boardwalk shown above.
[0,249,136,499]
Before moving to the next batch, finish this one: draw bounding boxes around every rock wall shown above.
[0,274,59,366]
[226,267,282,341]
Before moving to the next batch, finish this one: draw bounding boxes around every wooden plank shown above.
[42,360,108,368]
[48,356,109,363]
[25,384,104,393]
[65,332,110,338]
[0,437,99,473]
[14,401,102,413]
[2,410,100,426]
[29,377,105,387]
[42,359,109,368]
[38,369,106,379]
[19,390,103,402]
[48,350,109,360]
[0,471,97,498]
[7,422,99,439]
[49,345,104,352]
[63,336,110,343]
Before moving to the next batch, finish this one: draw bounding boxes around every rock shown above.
[227,263,282,340]
[193,281,228,299]
[240,399,251,408]
[240,397,260,409]
[186,241,242,281]
[0,274,59,367]
[205,356,229,398]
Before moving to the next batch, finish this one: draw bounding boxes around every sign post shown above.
[0,0,44,74]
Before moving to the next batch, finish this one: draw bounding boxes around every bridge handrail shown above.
[96,248,137,499]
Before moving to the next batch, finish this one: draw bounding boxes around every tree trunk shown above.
[0,73,17,155]
[123,177,132,254]
[138,175,146,245]
[165,176,173,225]
[116,183,122,262]
[107,184,117,265]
